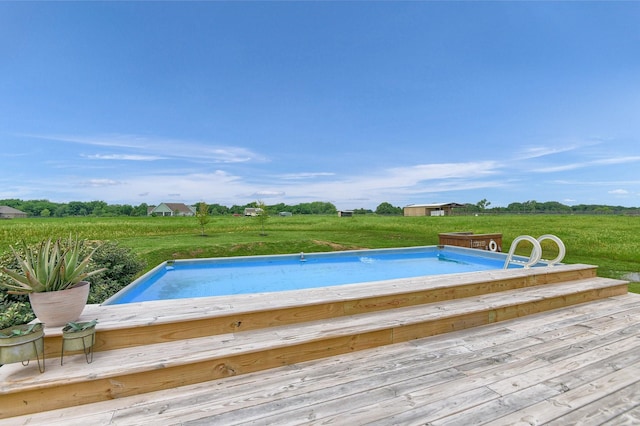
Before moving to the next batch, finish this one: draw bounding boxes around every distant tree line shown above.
[1,198,638,218]
[370,200,640,216]
[466,199,640,215]
[0,199,150,217]
[0,199,340,218]
[210,201,339,216]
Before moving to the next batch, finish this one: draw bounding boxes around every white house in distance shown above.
[148,203,196,217]
[243,207,263,217]
[403,202,465,217]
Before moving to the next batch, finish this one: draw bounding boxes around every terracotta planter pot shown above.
[29,281,90,327]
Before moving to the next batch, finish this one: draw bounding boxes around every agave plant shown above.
[63,319,98,333]
[0,322,43,338]
[1,237,106,294]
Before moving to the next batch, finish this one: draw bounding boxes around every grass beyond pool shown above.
[104,246,527,304]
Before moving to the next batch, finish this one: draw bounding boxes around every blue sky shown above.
[1,2,639,210]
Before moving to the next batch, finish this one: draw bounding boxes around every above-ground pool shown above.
[104,246,534,305]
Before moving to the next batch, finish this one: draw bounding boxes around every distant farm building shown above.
[403,203,465,217]
[338,210,353,217]
[148,203,196,217]
[0,206,27,219]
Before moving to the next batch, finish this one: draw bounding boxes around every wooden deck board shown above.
[601,405,640,426]
[1,277,622,397]
[2,283,637,425]
[484,362,640,425]
[7,295,634,426]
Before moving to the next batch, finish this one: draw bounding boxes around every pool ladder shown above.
[503,234,566,269]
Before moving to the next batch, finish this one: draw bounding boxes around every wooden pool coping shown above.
[44,263,596,337]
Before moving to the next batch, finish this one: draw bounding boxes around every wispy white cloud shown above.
[0,152,30,158]
[79,179,122,187]
[24,133,268,164]
[552,179,640,186]
[83,154,167,161]
[278,172,336,180]
[532,163,584,173]
[252,190,286,197]
[21,133,146,149]
[594,156,640,165]
[517,145,580,160]
[609,189,629,195]
[532,156,640,173]
[384,161,501,186]
[515,138,604,161]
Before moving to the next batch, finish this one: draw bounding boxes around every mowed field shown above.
[1,214,638,290]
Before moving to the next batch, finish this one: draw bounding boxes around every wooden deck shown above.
[4,293,640,425]
[0,263,635,425]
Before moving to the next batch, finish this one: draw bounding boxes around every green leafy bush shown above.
[0,250,35,329]
[87,241,146,304]
[0,240,145,328]
[0,292,34,330]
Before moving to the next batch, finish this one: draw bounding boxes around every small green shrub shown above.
[0,240,146,328]
[87,241,146,304]
[0,292,34,330]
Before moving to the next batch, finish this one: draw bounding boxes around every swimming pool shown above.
[104,246,533,305]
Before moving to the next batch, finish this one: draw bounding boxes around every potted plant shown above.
[1,236,106,327]
[0,322,45,372]
[61,319,97,365]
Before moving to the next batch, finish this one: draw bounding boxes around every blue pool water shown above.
[104,246,519,305]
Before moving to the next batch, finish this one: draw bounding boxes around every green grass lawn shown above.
[1,214,638,289]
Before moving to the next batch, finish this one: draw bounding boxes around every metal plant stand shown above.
[0,324,45,373]
[61,324,96,365]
